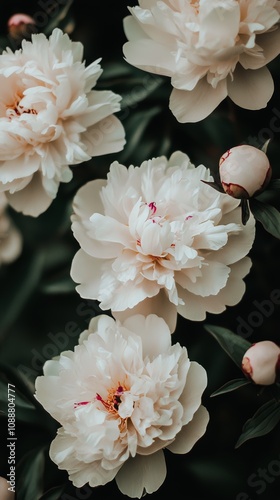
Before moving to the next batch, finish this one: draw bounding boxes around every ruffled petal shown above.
[227,65,274,110]
[167,405,209,454]
[169,79,227,123]
[116,451,167,498]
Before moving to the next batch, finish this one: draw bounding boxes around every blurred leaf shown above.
[0,249,45,338]
[43,0,74,36]
[211,378,251,397]
[266,178,280,191]
[204,324,251,369]
[0,363,36,407]
[38,485,65,500]
[249,198,280,239]
[16,447,45,500]
[119,106,162,163]
[0,378,34,410]
[235,399,280,448]
[41,273,76,294]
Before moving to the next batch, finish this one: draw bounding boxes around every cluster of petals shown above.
[0,28,125,216]
[34,313,209,498]
[123,0,280,122]
[0,193,22,265]
[70,151,256,331]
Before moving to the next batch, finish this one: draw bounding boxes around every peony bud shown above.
[7,13,36,40]
[241,340,280,385]
[219,145,272,199]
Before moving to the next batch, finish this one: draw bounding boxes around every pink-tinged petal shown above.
[240,28,280,69]
[176,261,230,297]
[102,278,160,312]
[167,405,209,454]
[123,15,148,42]
[83,115,126,157]
[199,2,239,47]
[72,179,106,219]
[78,90,122,128]
[70,249,105,300]
[228,65,274,110]
[123,39,176,77]
[88,213,131,247]
[207,212,255,265]
[122,314,171,359]
[116,451,167,498]
[112,290,178,333]
[6,172,53,216]
[0,154,40,183]
[179,362,208,425]
[169,79,227,123]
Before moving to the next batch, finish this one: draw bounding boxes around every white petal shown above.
[169,79,227,123]
[167,405,209,454]
[122,314,171,359]
[179,362,208,425]
[228,65,274,110]
[83,115,126,156]
[123,39,176,77]
[116,451,166,498]
[6,172,54,216]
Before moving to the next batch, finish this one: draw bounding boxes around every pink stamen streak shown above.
[147,201,156,214]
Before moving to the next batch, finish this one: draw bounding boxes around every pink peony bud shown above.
[219,145,272,199]
[241,340,280,385]
[7,13,36,39]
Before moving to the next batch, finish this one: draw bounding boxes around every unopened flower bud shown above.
[241,340,280,385]
[7,13,36,40]
[219,145,272,199]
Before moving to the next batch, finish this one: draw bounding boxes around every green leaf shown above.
[0,249,45,338]
[0,363,37,408]
[38,485,65,500]
[119,106,162,163]
[235,399,280,448]
[211,378,251,397]
[16,447,45,500]
[266,178,280,191]
[204,324,251,369]
[249,198,280,239]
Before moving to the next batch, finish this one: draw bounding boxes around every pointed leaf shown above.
[211,378,251,397]
[249,198,280,239]
[39,485,65,500]
[235,399,280,448]
[16,447,45,500]
[204,324,251,368]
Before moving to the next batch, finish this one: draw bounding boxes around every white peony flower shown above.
[0,28,126,216]
[70,151,256,331]
[123,0,280,123]
[34,313,209,498]
[0,193,22,265]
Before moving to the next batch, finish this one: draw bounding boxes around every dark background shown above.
[0,1,280,499]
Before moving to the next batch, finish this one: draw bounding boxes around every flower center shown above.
[74,383,129,417]
[6,92,37,119]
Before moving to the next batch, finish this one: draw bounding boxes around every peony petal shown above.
[116,451,167,498]
[112,289,178,333]
[167,405,209,454]
[6,172,54,216]
[70,249,105,300]
[83,115,126,157]
[169,78,227,123]
[122,314,171,359]
[227,65,274,110]
[123,39,177,77]
[179,362,208,425]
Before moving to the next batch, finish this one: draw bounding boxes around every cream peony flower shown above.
[34,313,209,498]
[0,28,126,216]
[0,193,22,265]
[123,0,280,123]
[70,151,256,331]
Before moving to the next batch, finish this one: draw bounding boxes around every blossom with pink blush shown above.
[242,340,280,385]
[70,151,256,331]
[123,0,280,123]
[34,314,209,498]
[219,145,272,199]
[0,28,125,216]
